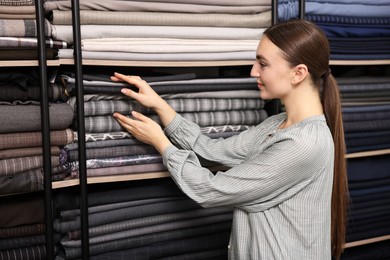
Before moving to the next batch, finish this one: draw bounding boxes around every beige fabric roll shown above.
[81,38,259,53]
[51,10,271,28]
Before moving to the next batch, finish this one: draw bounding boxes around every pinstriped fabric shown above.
[163,112,334,259]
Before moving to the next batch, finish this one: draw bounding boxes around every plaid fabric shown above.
[81,98,264,116]
[0,19,52,37]
[83,110,268,133]
[0,37,67,48]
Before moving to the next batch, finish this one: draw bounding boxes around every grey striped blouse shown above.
[163,112,334,260]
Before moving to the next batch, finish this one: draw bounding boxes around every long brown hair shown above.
[264,19,349,259]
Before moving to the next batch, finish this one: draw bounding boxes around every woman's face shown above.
[250,36,294,100]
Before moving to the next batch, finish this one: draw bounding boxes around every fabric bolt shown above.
[82,110,267,133]
[68,206,231,240]
[54,198,202,233]
[63,74,257,87]
[0,103,74,133]
[343,119,390,133]
[67,154,162,172]
[347,154,390,182]
[80,98,264,116]
[0,82,66,102]
[52,25,264,44]
[67,144,157,161]
[0,192,44,228]
[0,146,60,159]
[61,222,231,260]
[163,112,334,259]
[306,14,390,27]
[71,162,167,178]
[0,155,60,176]
[45,0,270,14]
[89,231,230,260]
[0,244,47,260]
[0,234,45,251]
[79,90,260,101]
[51,10,271,28]
[0,37,67,49]
[62,213,232,247]
[0,129,73,150]
[65,138,143,151]
[0,168,43,196]
[61,197,187,222]
[0,224,45,239]
[80,38,259,53]
[342,110,390,122]
[54,178,184,210]
[278,1,390,21]
[58,49,256,62]
[80,125,253,142]
[0,19,52,37]
[0,0,34,6]
[0,48,58,60]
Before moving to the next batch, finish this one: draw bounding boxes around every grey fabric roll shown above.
[0,103,74,133]
[83,110,268,132]
[62,213,233,247]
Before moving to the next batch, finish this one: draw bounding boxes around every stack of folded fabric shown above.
[0,68,74,195]
[0,191,54,259]
[54,178,233,259]
[0,0,67,60]
[338,76,390,153]
[59,70,268,179]
[44,0,271,62]
[278,0,390,60]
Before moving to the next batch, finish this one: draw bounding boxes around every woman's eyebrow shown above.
[256,54,267,61]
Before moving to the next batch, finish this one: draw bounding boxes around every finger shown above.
[131,111,152,124]
[114,72,144,87]
[113,113,138,131]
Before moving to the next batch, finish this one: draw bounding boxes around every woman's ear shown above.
[291,64,308,85]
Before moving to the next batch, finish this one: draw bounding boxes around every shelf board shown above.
[2,59,389,67]
[58,59,255,67]
[344,234,390,248]
[52,171,170,189]
[0,60,60,67]
[345,149,390,159]
[330,60,390,66]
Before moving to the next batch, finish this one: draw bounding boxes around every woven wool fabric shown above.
[0,129,74,150]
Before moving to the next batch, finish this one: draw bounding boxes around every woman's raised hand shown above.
[110,72,164,110]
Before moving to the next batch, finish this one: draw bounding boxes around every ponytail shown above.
[322,73,349,260]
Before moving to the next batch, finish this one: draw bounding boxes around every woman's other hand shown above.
[113,110,171,154]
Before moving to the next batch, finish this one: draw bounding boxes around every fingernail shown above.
[121,89,127,94]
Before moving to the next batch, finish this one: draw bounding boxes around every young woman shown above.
[112,19,349,260]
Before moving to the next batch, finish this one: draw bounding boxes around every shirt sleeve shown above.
[163,120,333,213]
[164,113,264,167]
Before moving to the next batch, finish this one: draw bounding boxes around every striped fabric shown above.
[163,113,334,259]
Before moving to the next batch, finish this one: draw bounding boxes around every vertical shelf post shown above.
[34,0,54,258]
[71,0,90,258]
